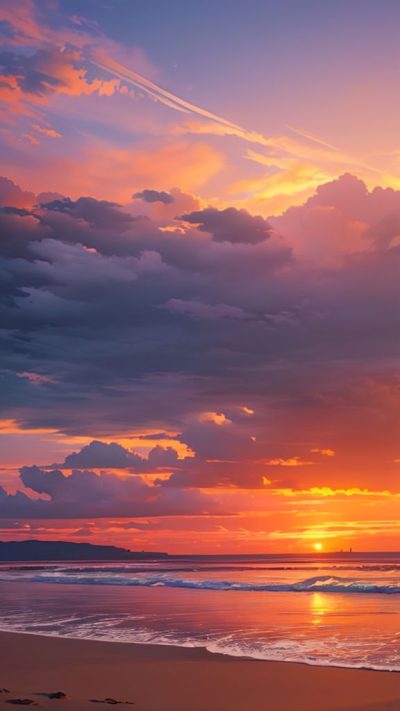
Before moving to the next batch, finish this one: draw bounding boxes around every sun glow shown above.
[313,542,323,552]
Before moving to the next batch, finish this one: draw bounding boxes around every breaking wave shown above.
[1,572,400,594]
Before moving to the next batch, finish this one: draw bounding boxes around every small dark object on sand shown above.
[35,691,67,700]
[47,692,67,699]
[6,700,37,706]
[1,689,10,693]
[89,699,135,705]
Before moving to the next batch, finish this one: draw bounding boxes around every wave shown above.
[2,572,400,594]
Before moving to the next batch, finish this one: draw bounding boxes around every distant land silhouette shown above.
[0,540,169,561]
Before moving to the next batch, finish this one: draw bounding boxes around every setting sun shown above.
[313,543,323,552]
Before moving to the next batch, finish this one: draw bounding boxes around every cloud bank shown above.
[1,173,400,520]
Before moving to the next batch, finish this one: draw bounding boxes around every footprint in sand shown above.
[35,692,67,700]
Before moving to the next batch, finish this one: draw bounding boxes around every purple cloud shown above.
[134,189,174,205]
[180,206,272,244]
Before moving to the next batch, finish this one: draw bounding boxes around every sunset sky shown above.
[1,0,400,553]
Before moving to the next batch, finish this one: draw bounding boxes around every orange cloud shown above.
[7,139,224,202]
[0,47,121,116]
[44,50,120,99]
[32,124,62,139]
[198,412,232,426]
[23,133,40,145]
[0,419,55,436]
[282,487,393,498]
[265,456,313,467]
[311,448,336,457]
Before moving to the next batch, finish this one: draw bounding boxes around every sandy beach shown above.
[0,631,399,711]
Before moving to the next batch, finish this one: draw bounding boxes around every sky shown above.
[0,0,400,553]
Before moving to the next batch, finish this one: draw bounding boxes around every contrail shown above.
[92,51,242,130]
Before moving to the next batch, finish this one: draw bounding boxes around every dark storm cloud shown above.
[1,174,400,498]
[64,441,146,469]
[158,462,267,490]
[42,197,135,231]
[0,466,219,518]
[0,208,45,259]
[62,440,181,471]
[165,298,248,321]
[133,189,174,205]
[0,206,31,216]
[180,206,272,244]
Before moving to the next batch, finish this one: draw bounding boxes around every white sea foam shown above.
[0,617,398,673]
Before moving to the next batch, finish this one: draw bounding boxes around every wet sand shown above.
[0,631,399,710]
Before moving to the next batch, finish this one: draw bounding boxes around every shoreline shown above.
[0,631,399,710]
[1,626,400,675]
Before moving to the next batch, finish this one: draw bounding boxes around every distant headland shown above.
[0,540,169,561]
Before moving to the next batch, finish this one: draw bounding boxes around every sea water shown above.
[0,553,400,671]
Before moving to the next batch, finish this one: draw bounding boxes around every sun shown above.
[313,542,323,552]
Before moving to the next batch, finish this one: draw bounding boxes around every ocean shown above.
[1,553,400,671]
